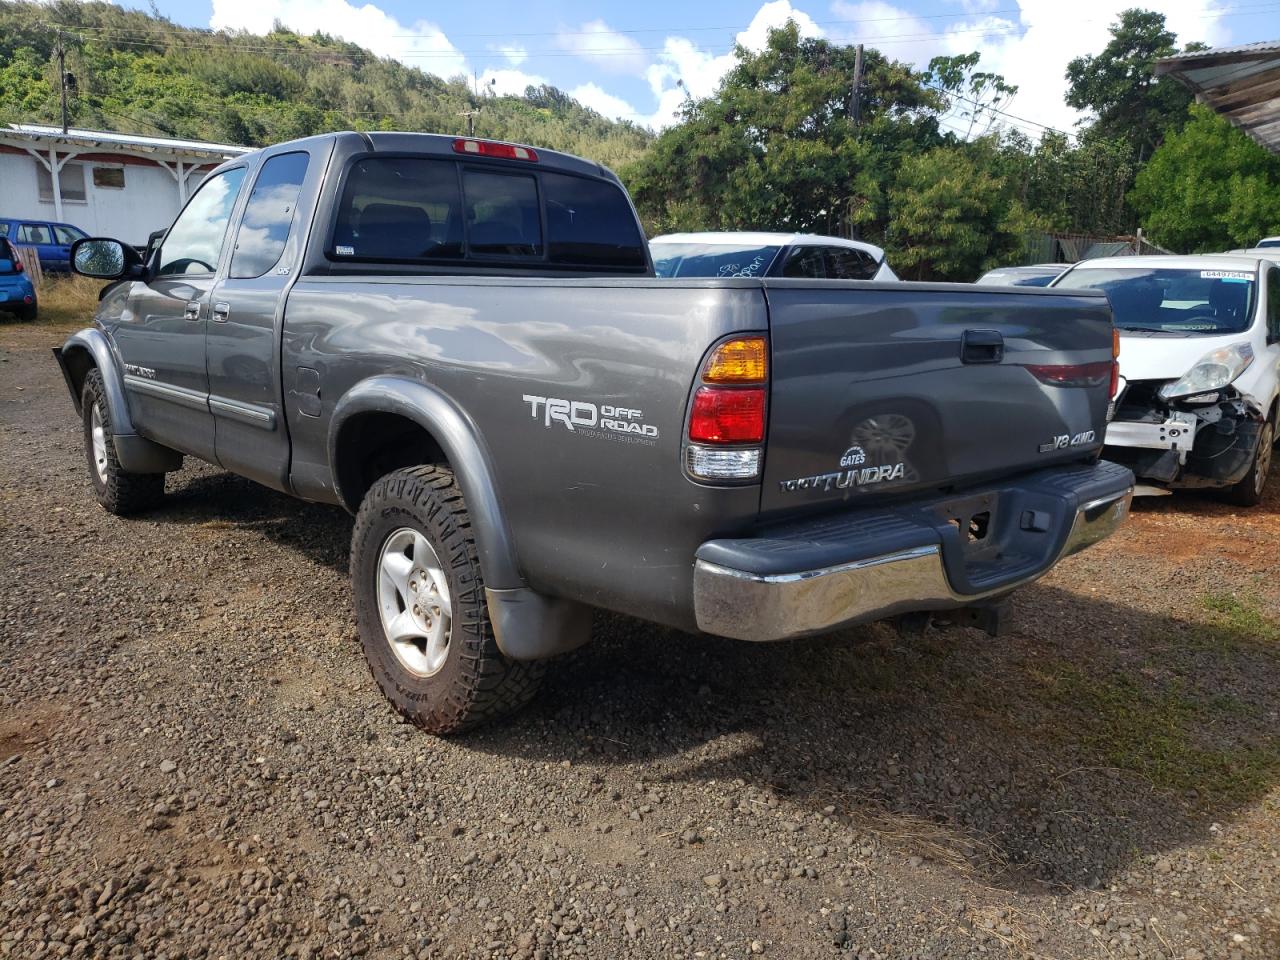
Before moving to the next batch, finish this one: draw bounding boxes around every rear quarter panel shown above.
[282,277,767,629]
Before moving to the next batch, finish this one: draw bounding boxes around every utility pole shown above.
[846,43,865,240]
[850,43,864,128]
[458,109,479,137]
[56,30,69,134]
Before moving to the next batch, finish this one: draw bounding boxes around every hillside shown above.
[0,0,653,170]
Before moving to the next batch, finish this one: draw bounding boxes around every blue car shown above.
[0,218,89,273]
[0,238,38,321]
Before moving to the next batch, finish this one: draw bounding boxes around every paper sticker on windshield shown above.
[1201,270,1252,280]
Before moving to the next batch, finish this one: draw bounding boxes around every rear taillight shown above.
[13,260,22,273]
[1111,327,1121,398]
[452,138,538,162]
[1024,361,1113,388]
[686,336,767,482]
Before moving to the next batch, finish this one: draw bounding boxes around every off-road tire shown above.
[1225,417,1273,507]
[81,368,165,514]
[350,465,543,735]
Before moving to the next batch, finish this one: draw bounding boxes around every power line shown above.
[44,3,1280,61]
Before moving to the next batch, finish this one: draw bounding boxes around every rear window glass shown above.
[543,173,645,268]
[331,156,646,270]
[333,158,463,261]
[463,170,541,257]
[650,243,780,278]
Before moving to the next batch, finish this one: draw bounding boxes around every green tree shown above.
[925,52,1018,140]
[1065,9,1201,161]
[624,22,943,238]
[887,143,1040,280]
[1131,104,1280,252]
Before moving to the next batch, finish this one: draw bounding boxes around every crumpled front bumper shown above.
[693,460,1133,642]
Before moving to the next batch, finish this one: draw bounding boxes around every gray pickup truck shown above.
[57,132,1133,734]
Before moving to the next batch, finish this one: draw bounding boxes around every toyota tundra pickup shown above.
[56,132,1133,734]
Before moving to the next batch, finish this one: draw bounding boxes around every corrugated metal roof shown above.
[2,124,249,159]
[1155,40,1280,154]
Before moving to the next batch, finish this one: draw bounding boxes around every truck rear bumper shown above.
[693,460,1133,642]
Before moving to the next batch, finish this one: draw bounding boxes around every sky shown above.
[115,0,1276,137]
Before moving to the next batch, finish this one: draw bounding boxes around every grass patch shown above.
[1050,667,1278,802]
[1200,591,1280,645]
[34,275,103,326]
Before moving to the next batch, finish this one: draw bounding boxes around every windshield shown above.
[1257,238,1280,249]
[1059,267,1257,335]
[650,242,781,278]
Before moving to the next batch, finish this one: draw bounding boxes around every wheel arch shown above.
[53,328,133,429]
[329,376,523,590]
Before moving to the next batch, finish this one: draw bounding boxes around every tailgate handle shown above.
[961,329,1004,364]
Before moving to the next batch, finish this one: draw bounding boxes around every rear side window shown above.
[464,170,541,257]
[0,223,9,237]
[542,172,645,267]
[782,247,826,278]
[825,246,879,280]
[231,151,310,279]
[17,223,52,245]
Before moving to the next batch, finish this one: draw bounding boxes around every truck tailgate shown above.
[760,281,1114,514]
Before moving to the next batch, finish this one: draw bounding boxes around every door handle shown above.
[212,301,231,323]
[961,329,1004,364]
[183,301,201,321]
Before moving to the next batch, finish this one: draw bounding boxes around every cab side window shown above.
[781,246,826,278]
[230,152,309,279]
[1269,267,1280,342]
[158,168,247,277]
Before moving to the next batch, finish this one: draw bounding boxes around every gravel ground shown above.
[1,322,1277,960]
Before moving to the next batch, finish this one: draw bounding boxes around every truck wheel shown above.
[350,465,542,735]
[81,368,165,514]
[1226,418,1273,507]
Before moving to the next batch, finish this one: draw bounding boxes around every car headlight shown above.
[1159,342,1254,400]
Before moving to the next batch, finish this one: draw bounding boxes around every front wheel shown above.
[1226,418,1273,507]
[81,368,165,514]
[350,465,542,735]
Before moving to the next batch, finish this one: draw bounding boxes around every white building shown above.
[0,124,249,245]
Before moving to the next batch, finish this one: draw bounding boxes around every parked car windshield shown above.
[1059,267,1257,335]
[650,243,780,278]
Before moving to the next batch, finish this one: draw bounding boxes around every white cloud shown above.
[496,44,527,67]
[556,20,648,75]
[824,0,1232,139]
[569,82,640,121]
[209,0,468,78]
[642,1,824,129]
[479,68,548,97]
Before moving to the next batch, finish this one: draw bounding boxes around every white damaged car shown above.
[1052,254,1280,505]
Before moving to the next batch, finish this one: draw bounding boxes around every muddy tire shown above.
[81,368,165,515]
[350,465,542,735]
[1226,418,1273,507]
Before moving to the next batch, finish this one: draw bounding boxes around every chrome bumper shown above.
[693,487,1132,642]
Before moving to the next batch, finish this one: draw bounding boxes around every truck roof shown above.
[651,231,886,257]
[1067,254,1266,272]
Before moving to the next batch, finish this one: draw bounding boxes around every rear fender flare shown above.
[328,376,523,591]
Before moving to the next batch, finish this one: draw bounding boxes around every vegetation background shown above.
[2,0,1279,280]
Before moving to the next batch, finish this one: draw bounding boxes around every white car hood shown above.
[1117,332,1248,382]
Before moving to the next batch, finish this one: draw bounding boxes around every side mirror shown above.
[71,237,141,280]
